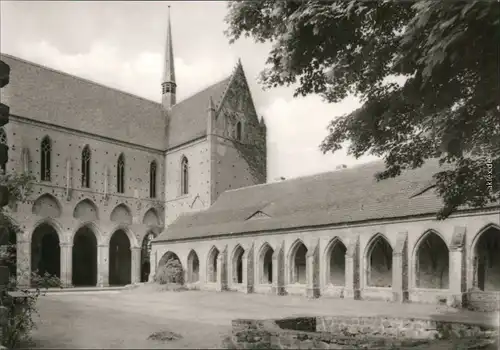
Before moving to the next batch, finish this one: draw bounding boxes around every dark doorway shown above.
[109,229,131,286]
[140,232,155,282]
[31,223,60,284]
[72,227,98,286]
[475,226,500,291]
[0,225,17,279]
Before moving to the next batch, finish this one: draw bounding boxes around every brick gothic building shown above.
[0,11,266,288]
[1,12,499,311]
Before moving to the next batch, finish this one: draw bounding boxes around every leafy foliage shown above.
[0,171,59,348]
[225,0,500,218]
[154,258,184,285]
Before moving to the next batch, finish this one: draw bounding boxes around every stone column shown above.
[97,244,109,287]
[392,231,408,303]
[59,242,73,288]
[130,247,141,284]
[306,240,320,298]
[272,242,285,296]
[344,236,360,300]
[16,239,31,288]
[244,244,254,293]
[216,253,224,292]
[448,226,466,308]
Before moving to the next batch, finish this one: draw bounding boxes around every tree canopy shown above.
[225,0,500,218]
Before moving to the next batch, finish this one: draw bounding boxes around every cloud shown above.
[262,94,380,181]
[16,40,235,102]
[14,39,380,182]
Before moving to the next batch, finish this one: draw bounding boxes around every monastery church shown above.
[0,11,499,311]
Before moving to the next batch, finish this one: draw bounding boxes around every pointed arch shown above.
[231,244,245,284]
[324,237,347,286]
[109,229,131,286]
[472,223,500,291]
[187,250,200,283]
[140,230,157,282]
[288,239,308,284]
[258,242,274,284]
[110,203,132,225]
[181,156,189,195]
[207,246,220,283]
[73,198,99,222]
[117,153,125,193]
[72,224,98,286]
[30,222,60,284]
[158,251,181,267]
[81,145,91,188]
[413,230,449,289]
[40,136,52,181]
[142,207,160,226]
[32,193,62,218]
[365,233,393,287]
[149,160,157,198]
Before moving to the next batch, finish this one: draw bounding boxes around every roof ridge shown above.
[225,160,383,194]
[173,74,232,108]
[0,52,162,106]
[213,59,243,113]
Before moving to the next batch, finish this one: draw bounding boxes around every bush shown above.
[154,259,184,285]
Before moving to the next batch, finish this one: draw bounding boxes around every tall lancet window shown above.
[181,156,188,195]
[236,121,242,141]
[117,153,125,193]
[0,127,6,175]
[149,161,157,198]
[40,136,52,181]
[81,145,91,188]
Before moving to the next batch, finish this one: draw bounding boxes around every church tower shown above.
[162,6,176,108]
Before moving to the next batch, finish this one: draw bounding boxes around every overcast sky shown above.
[0,1,379,181]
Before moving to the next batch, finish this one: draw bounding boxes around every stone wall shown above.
[467,290,500,312]
[229,316,498,349]
[152,212,500,308]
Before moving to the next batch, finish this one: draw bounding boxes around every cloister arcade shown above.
[152,220,500,309]
[9,193,163,288]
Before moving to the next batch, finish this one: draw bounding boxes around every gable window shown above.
[117,153,125,193]
[81,145,91,188]
[149,161,157,198]
[236,121,242,141]
[0,127,6,174]
[181,156,189,195]
[40,136,52,181]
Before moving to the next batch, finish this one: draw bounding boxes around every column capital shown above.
[130,247,141,252]
[59,243,73,248]
[98,244,109,248]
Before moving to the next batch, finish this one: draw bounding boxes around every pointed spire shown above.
[207,96,215,112]
[162,5,176,108]
[163,5,175,84]
[259,116,266,127]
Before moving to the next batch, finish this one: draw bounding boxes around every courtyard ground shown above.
[28,285,499,349]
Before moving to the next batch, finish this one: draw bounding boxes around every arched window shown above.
[81,145,91,188]
[181,156,188,195]
[117,154,125,193]
[236,121,242,141]
[40,136,52,181]
[0,127,7,174]
[149,161,157,198]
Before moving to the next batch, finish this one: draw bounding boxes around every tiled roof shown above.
[0,54,167,150]
[156,159,499,242]
[166,76,232,149]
